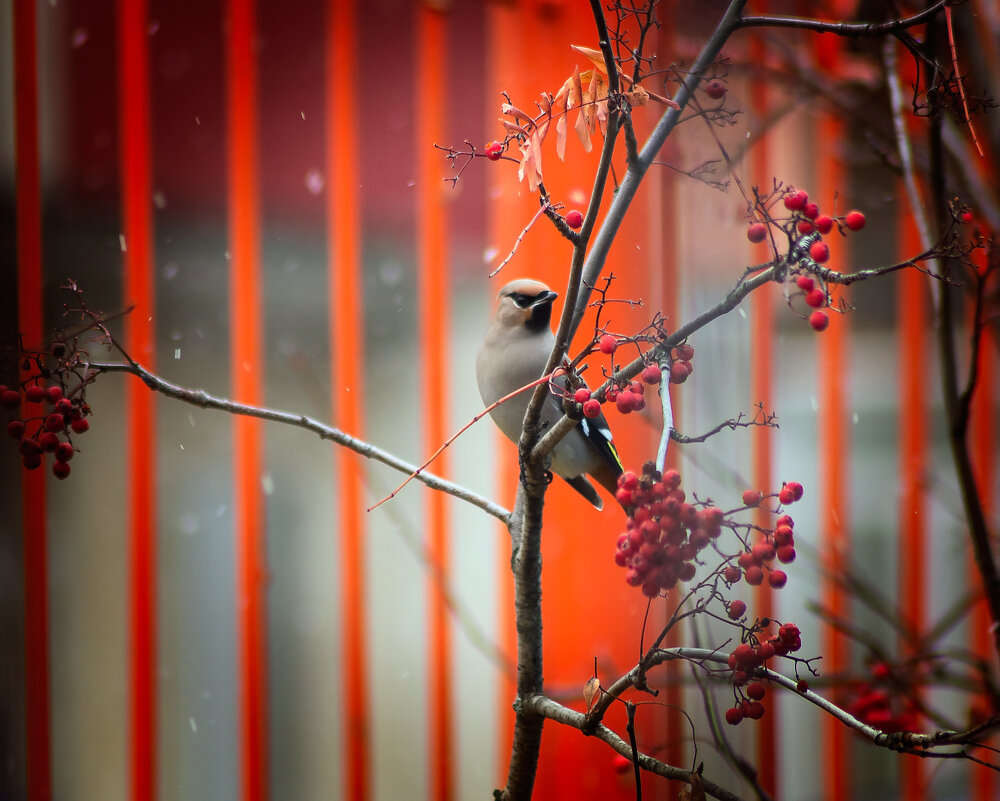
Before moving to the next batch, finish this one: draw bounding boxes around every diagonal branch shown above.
[86,359,510,523]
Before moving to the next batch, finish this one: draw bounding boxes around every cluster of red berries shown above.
[577,339,693,420]
[721,483,802,588]
[3,379,90,480]
[746,187,866,333]
[724,621,803,725]
[613,462,726,598]
[845,661,921,733]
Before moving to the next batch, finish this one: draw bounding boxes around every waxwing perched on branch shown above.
[476,278,624,510]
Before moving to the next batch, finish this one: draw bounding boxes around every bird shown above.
[475,278,624,510]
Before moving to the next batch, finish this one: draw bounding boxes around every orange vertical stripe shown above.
[117,1,158,799]
[416,7,452,801]
[13,2,50,799]
[225,2,267,800]
[816,33,850,801]
[749,30,776,795]
[326,2,369,799]
[897,209,927,800]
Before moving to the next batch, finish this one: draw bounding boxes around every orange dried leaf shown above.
[575,107,593,152]
[538,92,551,116]
[627,84,649,107]
[571,44,609,74]
[583,676,600,712]
[571,66,584,110]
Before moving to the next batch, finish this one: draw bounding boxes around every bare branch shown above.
[86,359,510,523]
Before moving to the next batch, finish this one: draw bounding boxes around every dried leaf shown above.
[502,102,534,127]
[571,44,609,74]
[528,128,543,190]
[575,106,592,152]
[555,115,568,161]
[537,92,551,116]
[627,84,649,107]
[571,66,584,111]
[501,119,529,137]
[583,677,600,712]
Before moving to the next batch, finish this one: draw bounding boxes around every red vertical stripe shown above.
[749,47,777,796]
[326,2,369,799]
[416,7,452,801]
[970,260,996,801]
[13,2,50,799]
[897,211,927,800]
[816,32,850,801]
[117,1,158,799]
[225,2,267,800]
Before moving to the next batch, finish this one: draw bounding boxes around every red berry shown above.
[45,386,63,403]
[796,679,810,693]
[752,541,776,563]
[612,754,632,774]
[805,288,826,308]
[674,343,694,361]
[747,681,766,701]
[582,399,601,419]
[25,386,45,403]
[7,420,26,439]
[44,413,65,433]
[22,451,42,470]
[725,707,743,725]
[768,570,788,589]
[2,390,21,409]
[783,190,808,212]
[485,141,503,161]
[796,274,815,292]
[844,210,866,231]
[778,486,795,505]
[809,240,830,263]
[615,391,635,414]
[742,489,762,507]
[70,417,90,435]
[802,202,820,220]
[704,79,727,100]
[641,364,661,384]
[565,209,584,229]
[746,222,767,243]
[616,488,633,508]
[55,442,74,462]
[18,438,41,456]
[54,398,73,415]
[745,701,766,720]
[39,432,60,452]
[723,565,742,583]
[785,481,803,501]
[960,210,974,224]
[744,565,764,586]
[620,471,639,490]
[727,599,746,620]
[776,544,796,564]
[797,220,814,235]
[573,387,591,403]
[814,215,834,234]
[598,334,617,355]
[669,360,692,384]
[809,311,829,332]
[52,461,71,480]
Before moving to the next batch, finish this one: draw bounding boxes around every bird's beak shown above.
[532,290,558,306]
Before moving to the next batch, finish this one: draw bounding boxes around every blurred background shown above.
[1,1,998,800]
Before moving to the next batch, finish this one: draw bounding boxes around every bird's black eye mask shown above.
[508,292,538,308]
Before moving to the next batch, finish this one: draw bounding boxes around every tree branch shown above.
[86,360,510,523]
